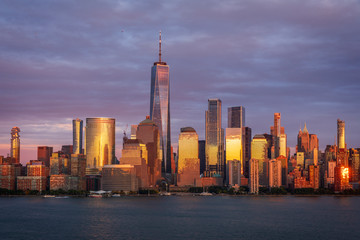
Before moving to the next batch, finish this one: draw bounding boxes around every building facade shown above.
[150,32,171,176]
[85,118,115,172]
[205,98,224,178]
[73,118,83,154]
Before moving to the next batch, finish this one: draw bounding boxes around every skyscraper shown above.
[337,119,345,149]
[38,146,53,167]
[227,106,245,128]
[205,99,224,177]
[85,118,115,172]
[270,113,282,158]
[10,127,20,164]
[150,31,171,176]
[73,118,83,154]
[177,127,200,187]
[136,116,162,186]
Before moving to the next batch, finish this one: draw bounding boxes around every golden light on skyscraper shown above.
[178,127,199,172]
[10,127,20,164]
[85,118,115,171]
[226,128,243,173]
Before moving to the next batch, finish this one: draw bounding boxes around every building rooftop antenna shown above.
[159,31,162,63]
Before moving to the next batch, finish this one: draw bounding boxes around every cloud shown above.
[0,0,359,163]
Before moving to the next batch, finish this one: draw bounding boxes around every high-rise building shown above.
[349,149,360,182]
[226,128,243,178]
[85,118,115,172]
[228,106,245,128]
[227,160,241,187]
[297,123,319,159]
[249,159,259,194]
[198,140,206,175]
[243,127,252,178]
[150,32,171,176]
[136,116,162,186]
[37,146,53,167]
[270,113,285,159]
[73,118,83,154]
[279,133,287,158]
[10,127,20,164]
[205,98,224,177]
[337,119,345,149]
[251,134,270,186]
[269,159,282,188]
[120,139,149,188]
[177,127,200,187]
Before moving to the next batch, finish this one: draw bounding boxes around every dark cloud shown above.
[0,0,359,163]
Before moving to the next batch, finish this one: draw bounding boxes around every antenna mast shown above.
[159,31,162,62]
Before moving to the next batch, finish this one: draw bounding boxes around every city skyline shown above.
[1,1,360,163]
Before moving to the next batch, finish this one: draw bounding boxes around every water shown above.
[1,196,360,240]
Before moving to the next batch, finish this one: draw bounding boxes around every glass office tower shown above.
[228,106,245,128]
[205,98,224,177]
[150,32,171,176]
[85,118,115,170]
[73,118,83,154]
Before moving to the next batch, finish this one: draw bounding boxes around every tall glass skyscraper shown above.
[205,99,224,177]
[10,127,20,164]
[150,32,171,176]
[85,118,115,171]
[73,118,83,154]
[228,106,245,128]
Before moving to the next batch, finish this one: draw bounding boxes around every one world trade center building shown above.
[150,31,171,177]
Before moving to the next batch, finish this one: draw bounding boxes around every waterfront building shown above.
[37,146,53,167]
[70,154,86,191]
[326,161,336,186]
[17,176,47,192]
[205,98,224,178]
[249,159,259,194]
[227,160,241,187]
[269,159,282,188]
[73,118,83,154]
[226,128,243,183]
[251,134,270,186]
[337,119,345,149]
[120,139,149,188]
[150,32,171,176]
[243,127,252,178]
[85,118,115,172]
[10,127,20,164]
[334,164,351,192]
[277,155,288,187]
[0,164,21,190]
[337,148,349,167]
[50,175,81,191]
[101,164,138,192]
[309,165,320,189]
[177,127,200,187]
[136,116,161,186]
[198,140,206,175]
[50,152,71,175]
[349,149,360,182]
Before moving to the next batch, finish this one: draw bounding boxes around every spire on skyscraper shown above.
[303,122,308,133]
[159,31,162,63]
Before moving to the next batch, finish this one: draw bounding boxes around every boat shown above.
[160,192,171,196]
[55,196,69,199]
[200,192,213,196]
[112,194,121,197]
[43,195,56,198]
[89,194,103,198]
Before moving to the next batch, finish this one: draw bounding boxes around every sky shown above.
[0,0,359,164]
